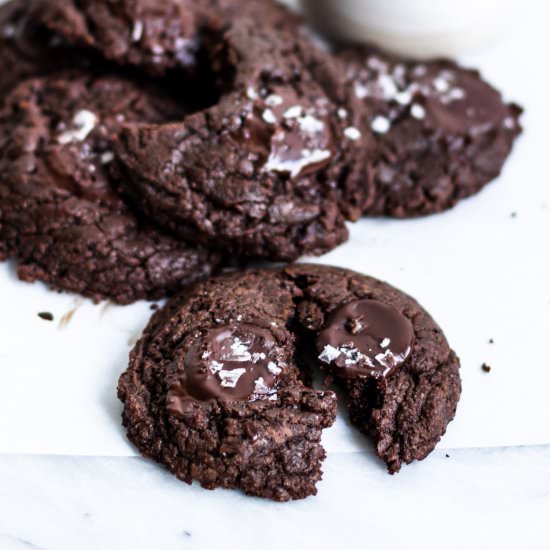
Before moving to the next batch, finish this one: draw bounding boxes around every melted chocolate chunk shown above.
[258,87,335,179]
[167,324,285,410]
[317,299,414,378]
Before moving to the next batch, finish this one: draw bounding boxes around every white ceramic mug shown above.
[300,0,518,58]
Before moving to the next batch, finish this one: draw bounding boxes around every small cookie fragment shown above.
[37,312,54,321]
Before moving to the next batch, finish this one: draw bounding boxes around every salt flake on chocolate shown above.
[298,115,325,134]
[132,21,143,42]
[219,368,246,388]
[319,344,341,363]
[410,104,426,119]
[371,115,391,134]
[344,127,362,141]
[57,110,98,145]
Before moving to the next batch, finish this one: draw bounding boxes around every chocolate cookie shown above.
[319,46,523,217]
[286,264,461,474]
[33,0,199,77]
[118,265,460,500]
[118,269,338,501]
[113,15,357,261]
[35,0,304,77]
[0,71,221,304]
[1,0,522,265]
[0,0,79,101]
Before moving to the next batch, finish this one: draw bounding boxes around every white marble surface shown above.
[0,447,549,550]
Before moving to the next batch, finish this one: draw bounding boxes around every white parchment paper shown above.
[0,0,549,456]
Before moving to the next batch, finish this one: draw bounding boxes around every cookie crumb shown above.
[481,363,491,373]
[38,312,54,321]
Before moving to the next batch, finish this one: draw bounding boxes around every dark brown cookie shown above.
[286,264,461,474]
[33,0,199,77]
[118,265,460,501]
[35,0,304,74]
[0,71,222,304]
[314,45,523,217]
[118,269,338,501]
[0,0,85,101]
[113,15,356,261]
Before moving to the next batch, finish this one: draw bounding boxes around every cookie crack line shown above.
[118,264,461,501]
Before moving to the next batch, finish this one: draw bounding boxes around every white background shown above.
[0,0,549,548]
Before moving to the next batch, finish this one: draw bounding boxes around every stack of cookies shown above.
[0,0,521,500]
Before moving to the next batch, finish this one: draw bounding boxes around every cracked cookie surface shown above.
[286,264,461,474]
[118,268,338,501]
[0,0,523,294]
[113,16,354,261]
[310,45,523,217]
[0,72,221,303]
[0,0,360,264]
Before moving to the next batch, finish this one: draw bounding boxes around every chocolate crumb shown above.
[150,303,159,311]
[445,454,450,458]
[488,338,494,344]
[38,312,54,321]
[481,363,492,373]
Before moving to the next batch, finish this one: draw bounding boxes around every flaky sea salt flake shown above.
[57,110,98,145]
[319,345,341,363]
[344,127,361,141]
[371,115,391,134]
